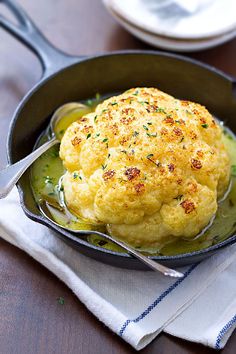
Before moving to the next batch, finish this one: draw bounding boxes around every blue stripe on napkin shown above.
[215,314,236,349]
[119,263,199,336]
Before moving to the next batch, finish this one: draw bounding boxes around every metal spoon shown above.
[0,103,183,277]
[0,102,88,198]
[38,198,184,278]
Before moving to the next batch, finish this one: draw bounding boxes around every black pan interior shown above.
[8,51,236,269]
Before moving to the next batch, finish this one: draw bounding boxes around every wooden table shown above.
[0,1,235,353]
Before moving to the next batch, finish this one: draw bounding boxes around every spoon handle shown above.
[39,200,184,278]
[125,247,184,277]
[0,137,59,199]
[94,232,184,278]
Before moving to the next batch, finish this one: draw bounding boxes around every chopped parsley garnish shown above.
[103,138,108,143]
[73,172,82,180]
[147,133,157,138]
[95,133,100,137]
[86,133,91,139]
[50,150,59,158]
[147,122,152,125]
[101,164,107,170]
[95,93,100,100]
[86,93,100,107]
[201,124,208,128]
[86,99,93,107]
[111,102,117,106]
[59,129,65,136]
[146,154,160,167]
[143,125,149,131]
[57,297,65,305]
[223,129,233,139]
[44,176,53,184]
[94,115,98,122]
[132,91,139,96]
[156,108,166,114]
[133,131,139,137]
[231,165,236,176]
[174,194,183,201]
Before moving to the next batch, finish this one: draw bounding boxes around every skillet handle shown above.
[0,0,80,77]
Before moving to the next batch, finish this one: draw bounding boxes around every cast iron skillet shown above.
[1,0,236,270]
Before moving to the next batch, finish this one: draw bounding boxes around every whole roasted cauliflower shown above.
[59,88,230,250]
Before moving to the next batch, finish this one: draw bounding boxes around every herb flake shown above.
[156,108,166,114]
[174,195,183,201]
[147,133,157,138]
[73,172,79,179]
[231,165,236,176]
[57,297,65,305]
[201,124,208,128]
[44,176,53,184]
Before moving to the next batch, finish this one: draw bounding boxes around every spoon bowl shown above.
[50,102,91,140]
[0,103,89,199]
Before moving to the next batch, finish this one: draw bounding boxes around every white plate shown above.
[104,0,236,40]
[106,5,236,52]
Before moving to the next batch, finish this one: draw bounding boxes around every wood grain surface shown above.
[0,1,236,353]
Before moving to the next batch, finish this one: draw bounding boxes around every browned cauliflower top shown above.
[59,87,230,250]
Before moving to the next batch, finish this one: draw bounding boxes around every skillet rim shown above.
[7,49,236,262]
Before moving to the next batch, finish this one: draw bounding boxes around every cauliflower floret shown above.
[59,87,230,250]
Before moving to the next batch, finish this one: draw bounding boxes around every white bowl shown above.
[104,0,236,40]
[105,4,236,52]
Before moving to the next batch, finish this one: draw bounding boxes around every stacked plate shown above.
[103,0,236,52]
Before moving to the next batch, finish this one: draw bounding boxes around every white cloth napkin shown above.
[0,188,236,350]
